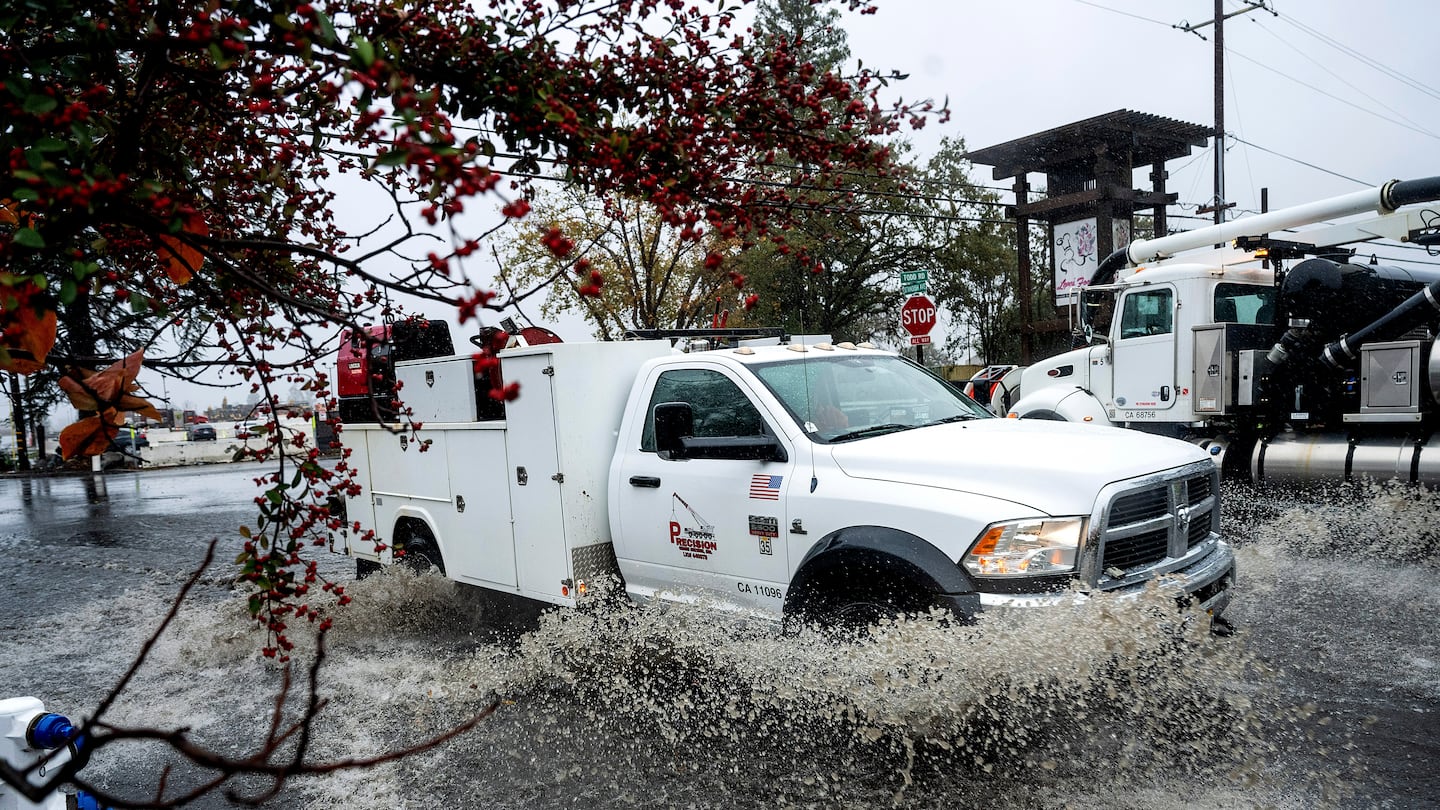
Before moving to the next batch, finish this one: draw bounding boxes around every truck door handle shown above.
[1161,386,1171,402]
[629,476,661,488]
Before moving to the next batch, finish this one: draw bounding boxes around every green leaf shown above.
[34,136,66,153]
[375,149,407,167]
[13,228,44,249]
[240,525,252,539]
[315,11,337,44]
[12,188,37,201]
[354,38,375,67]
[22,94,56,114]
[59,277,76,304]
[248,594,263,616]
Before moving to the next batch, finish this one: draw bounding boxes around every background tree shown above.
[730,0,939,342]
[730,159,925,341]
[496,184,737,339]
[920,138,1022,365]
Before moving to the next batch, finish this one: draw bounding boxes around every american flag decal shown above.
[749,474,782,500]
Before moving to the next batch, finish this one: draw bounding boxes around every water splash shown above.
[6,551,1403,808]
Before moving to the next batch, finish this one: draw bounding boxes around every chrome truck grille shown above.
[1083,461,1221,588]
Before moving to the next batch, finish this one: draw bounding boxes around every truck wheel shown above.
[395,520,446,575]
[829,597,904,629]
[796,581,927,636]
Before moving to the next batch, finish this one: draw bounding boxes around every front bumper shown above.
[976,540,1236,617]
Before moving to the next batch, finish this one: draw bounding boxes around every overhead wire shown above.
[1069,0,1173,28]
[1242,13,1437,136]
[1223,47,1440,142]
[1273,10,1440,104]
[1226,136,1374,186]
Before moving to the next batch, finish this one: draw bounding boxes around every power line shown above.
[1242,14,1437,137]
[1274,10,1440,105]
[1223,47,1440,142]
[1227,135,1374,186]
[1070,0,1172,28]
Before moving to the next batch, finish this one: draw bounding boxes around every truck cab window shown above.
[640,368,766,452]
[1214,282,1275,325]
[1119,288,1173,338]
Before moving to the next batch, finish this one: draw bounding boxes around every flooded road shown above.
[1,465,1436,808]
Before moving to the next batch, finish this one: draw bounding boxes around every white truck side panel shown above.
[500,352,570,601]
[440,426,517,588]
[342,428,379,558]
[498,340,672,601]
[395,356,478,423]
[367,428,452,503]
[365,429,452,567]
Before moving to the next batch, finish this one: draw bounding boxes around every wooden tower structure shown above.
[967,110,1210,362]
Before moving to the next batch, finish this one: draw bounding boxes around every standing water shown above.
[1,467,1435,808]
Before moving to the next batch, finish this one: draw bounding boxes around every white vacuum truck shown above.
[1007,176,1440,485]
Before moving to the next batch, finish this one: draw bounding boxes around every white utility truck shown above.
[333,331,1234,624]
[1008,176,1440,485]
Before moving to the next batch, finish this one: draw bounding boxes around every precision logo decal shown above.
[669,492,717,560]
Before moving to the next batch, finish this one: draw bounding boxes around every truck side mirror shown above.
[653,402,693,458]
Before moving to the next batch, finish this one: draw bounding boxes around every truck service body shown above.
[334,334,1234,623]
[1008,176,1440,486]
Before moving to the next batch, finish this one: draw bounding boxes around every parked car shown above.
[186,424,217,441]
[109,430,149,451]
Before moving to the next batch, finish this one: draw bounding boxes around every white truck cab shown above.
[1017,251,1275,431]
[335,334,1235,626]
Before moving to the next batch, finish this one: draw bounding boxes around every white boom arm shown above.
[1126,177,1440,263]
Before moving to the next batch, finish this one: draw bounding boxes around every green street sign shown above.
[899,270,928,285]
[901,280,927,295]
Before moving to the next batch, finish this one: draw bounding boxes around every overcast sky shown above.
[847,0,1437,214]
[101,0,1440,417]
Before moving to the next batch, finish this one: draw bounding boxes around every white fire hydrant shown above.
[0,697,77,810]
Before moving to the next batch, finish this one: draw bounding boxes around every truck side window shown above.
[1119,289,1173,339]
[640,369,766,452]
[1214,283,1275,325]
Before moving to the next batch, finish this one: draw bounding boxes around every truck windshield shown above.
[752,354,991,443]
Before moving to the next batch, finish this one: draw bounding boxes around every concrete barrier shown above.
[107,418,317,469]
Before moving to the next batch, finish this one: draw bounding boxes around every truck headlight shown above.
[962,517,1085,577]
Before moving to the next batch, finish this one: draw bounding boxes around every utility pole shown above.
[1177,1,1273,224]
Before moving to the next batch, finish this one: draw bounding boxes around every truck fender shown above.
[390,507,447,573]
[784,526,980,620]
[1008,385,1112,425]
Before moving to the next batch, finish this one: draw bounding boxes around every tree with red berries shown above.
[1,0,940,802]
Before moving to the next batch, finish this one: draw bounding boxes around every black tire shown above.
[794,580,928,638]
[394,520,446,575]
[356,558,382,580]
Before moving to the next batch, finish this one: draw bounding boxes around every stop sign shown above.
[901,295,937,337]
